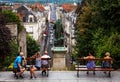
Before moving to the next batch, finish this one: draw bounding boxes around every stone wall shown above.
[6,24,18,37]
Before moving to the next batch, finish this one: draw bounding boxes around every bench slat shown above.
[75,65,101,68]
[75,68,114,71]
[76,58,113,61]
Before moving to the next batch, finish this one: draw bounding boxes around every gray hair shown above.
[105,52,110,56]
[20,52,24,55]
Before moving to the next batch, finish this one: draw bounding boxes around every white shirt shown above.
[41,55,50,58]
[41,54,51,65]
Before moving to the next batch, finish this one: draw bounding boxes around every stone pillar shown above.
[52,47,67,70]
[18,28,27,57]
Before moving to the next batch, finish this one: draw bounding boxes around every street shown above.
[0,71,120,82]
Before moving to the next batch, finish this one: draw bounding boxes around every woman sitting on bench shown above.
[84,52,96,74]
[30,51,41,79]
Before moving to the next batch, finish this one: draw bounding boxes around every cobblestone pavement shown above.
[0,71,120,82]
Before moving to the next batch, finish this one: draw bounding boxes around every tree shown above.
[75,0,120,69]
[0,10,23,69]
[0,11,12,57]
[75,0,95,57]
[27,35,40,57]
[2,10,24,32]
[0,25,12,63]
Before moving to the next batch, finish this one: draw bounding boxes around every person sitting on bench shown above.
[41,51,51,75]
[101,52,113,68]
[30,51,41,79]
[101,52,113,73]
[84,52,96,74]
[13,52,25,79]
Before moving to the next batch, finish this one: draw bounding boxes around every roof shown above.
[16,5,37,22]
[32,3,45,12]
[62,4,77,13]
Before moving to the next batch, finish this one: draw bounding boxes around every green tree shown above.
[0,24,12,69]
[4,41,19,68]
[27,35,40,57]
[0,10,22,69]
[0,25,12,59]
[2,10,24,32]
[75,0,95,57]
[75,0,120,69]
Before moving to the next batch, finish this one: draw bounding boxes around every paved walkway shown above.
[0,71,120,82]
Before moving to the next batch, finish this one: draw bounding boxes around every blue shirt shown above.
[13,55,22,68]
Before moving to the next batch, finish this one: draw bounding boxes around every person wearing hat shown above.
[101,52,113,69]
[41,51,51,75]
[13,52,25,79]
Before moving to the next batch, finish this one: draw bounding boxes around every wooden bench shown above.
[26,57,51,76]
[75,58,114,77]
[25,57,51,69]
[13,57,52,77]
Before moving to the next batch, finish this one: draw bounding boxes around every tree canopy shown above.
[27,35,40,57]
[1,10,24,32]
[75,0,120,69]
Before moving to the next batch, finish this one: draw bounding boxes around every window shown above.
[28,15,34,22]
[28,26,33,34]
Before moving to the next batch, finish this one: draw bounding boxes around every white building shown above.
[16,5,46,41]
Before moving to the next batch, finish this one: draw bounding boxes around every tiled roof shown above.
[32,3,45,12]
[62,4,77,13]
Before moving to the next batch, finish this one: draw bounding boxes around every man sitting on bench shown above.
[41,51,51,75]
[13,52,25,79]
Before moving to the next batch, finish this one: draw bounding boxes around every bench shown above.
[25,57,51,69]
[26,57,51,76]
[75,58,114,77]
[13,57,52,77]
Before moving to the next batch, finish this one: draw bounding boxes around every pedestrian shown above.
[84,52,96,74]
[30,51,41,79]
[41,51,51,75]
[101,52,113,73]
[13,52,25,79]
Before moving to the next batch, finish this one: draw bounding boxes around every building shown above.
[16,4,46,41]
